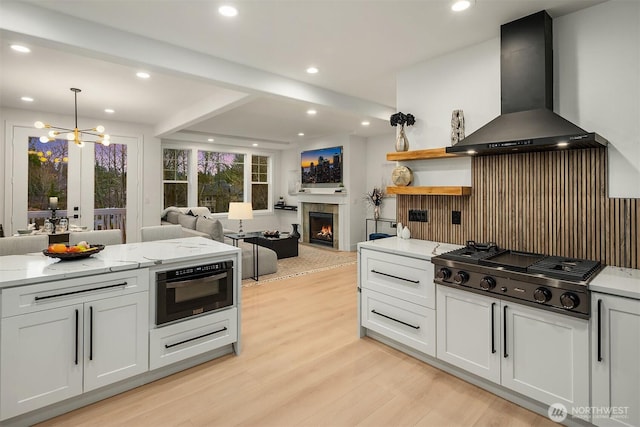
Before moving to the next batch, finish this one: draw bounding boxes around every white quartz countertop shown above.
[590,266,640,300]
[0,237,240,289]
[358,237,462,261]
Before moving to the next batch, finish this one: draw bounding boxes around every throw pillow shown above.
[196,217,224,243]
[166,211,181,224]
[186,210,197,217]
[178,213,198,230]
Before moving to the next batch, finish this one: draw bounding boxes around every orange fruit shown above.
[50,244,67,253]
[67,246,81,253]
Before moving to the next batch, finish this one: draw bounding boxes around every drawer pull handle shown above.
[503,305,508,358]
[34,282,128,301]
[491,303,496,354]
[165,327,228,349]
[74,309,79,365]
[597,299,603,362]
[371,310,420,330]
[370,270,419,284]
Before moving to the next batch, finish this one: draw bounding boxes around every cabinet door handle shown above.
[597,299,603,362]
[370,270,419,284]
[75,309,79,365]
[89,306,94,361]
[491,303,496,354]
[35,282,128,301]
[503,305,508,358]
[371,309,420,329]
[164,327,228,349]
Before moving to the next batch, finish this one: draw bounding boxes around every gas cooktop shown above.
[432,241,603,319]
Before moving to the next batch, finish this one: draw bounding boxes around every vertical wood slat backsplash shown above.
[396,148,640,268]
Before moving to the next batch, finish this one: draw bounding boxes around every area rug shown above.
[242,243,357,287]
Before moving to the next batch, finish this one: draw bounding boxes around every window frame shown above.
[161,144,273,215]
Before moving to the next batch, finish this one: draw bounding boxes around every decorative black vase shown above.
[291,223,301,239]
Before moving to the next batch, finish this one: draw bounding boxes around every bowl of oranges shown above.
[43,241,105,260]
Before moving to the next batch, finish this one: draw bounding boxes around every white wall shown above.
[1,107,161,239]
[365,132,397,221]
[555,0,640,198]
[396,37,499,187]
[396,0,640,198]
[280,133,372,249]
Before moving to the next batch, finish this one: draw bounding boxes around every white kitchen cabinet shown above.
[83,292,149,392]
[0,304,84,419]
[436,286,500,383]
[591,293,640,427]
[359,247,436,357]
[0,271,149,420]
[436,285,589,412]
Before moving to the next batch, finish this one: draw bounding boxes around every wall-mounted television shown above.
[301,146,343,187]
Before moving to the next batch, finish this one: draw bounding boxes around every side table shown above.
[224,231,263,281]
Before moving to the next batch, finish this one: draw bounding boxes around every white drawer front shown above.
[361,289,435,357]
[360,249,434,308]
[150,308,237,370]
[1,269,149,317]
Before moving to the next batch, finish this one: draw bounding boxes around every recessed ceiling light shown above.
[11,44,30,53]
[557,142,569,148]
[208,138,215,142]
[21,96,34,102]
[361,121,370,126]
[466,150,477,155]
[219,5,238,17]
[298,132,305,136]
[104,108,115,114]
[451,0,472,12]
[252,143,258,147]
[306,67,319,74]
[136,71,151,79]
[306,109,317,115]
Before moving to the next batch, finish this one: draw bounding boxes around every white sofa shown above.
[160,207,278,279]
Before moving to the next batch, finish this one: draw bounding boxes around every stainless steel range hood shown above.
[447,11,607,156]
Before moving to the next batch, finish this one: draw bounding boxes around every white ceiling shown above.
[0,0,605,150]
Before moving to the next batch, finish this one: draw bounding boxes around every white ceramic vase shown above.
[401,226,411,239]
[396,222,403,237]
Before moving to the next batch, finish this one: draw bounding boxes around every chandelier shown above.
[34,88,110,147]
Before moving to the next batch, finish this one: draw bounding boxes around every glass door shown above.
[9,125,139,241]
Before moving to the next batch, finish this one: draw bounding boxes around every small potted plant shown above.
[390,112,416,152]
[365,187,385,220]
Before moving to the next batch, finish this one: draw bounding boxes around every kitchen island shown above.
[0,237,242,426]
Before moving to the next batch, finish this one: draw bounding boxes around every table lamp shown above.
[228,202,253,236]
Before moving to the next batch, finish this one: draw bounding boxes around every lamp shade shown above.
[228,202,253,220]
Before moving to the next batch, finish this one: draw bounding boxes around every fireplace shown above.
[308,211,334,247]
[301,202,339,250]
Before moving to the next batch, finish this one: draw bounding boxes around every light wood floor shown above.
[38,264,556,427]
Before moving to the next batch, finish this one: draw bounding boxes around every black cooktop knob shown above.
[534,287,552,303]
[479,276,496,290]
[453,271,469,285]
[436,268,451,281]
[560,293,580,310]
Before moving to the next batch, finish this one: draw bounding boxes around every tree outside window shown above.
[198,151,244,213]
[28,137,68,211]
[251,155,269,210]
[163,148,189,208]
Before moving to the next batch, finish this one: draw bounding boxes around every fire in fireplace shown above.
[309,211,333,247]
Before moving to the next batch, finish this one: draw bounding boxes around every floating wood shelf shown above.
[386,186,472,196]
[386,147,460,161]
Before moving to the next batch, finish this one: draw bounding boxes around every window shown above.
[27,137,68,223]
[163,148,189,208]
[197,151,244,213]
[251,155,269,210]
[94,143,127,231]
